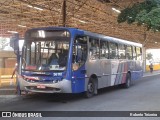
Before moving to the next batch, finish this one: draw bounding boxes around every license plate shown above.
[37,85,46,89]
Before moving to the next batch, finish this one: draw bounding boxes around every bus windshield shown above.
[22,30,70,71]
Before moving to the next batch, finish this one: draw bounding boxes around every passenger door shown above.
[72,35,88,93]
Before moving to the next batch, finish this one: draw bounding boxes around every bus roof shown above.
[27,27,142,47]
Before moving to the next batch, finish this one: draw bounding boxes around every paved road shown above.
[0,75,160,120]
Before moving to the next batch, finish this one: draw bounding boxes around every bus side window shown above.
[133,46,137,60]
[109,42,118,59]
[89,38,99,60]
[100,40,109,59]
[136,47,142,60]
[118,44,126,59]
[126,46,133,60]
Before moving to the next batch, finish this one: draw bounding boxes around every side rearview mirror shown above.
[10,33,19,55]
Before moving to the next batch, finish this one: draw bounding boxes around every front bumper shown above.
[18,77,72,93]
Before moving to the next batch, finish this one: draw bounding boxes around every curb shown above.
[143,73,160,78]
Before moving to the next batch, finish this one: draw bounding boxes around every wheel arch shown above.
[127,71,131,80]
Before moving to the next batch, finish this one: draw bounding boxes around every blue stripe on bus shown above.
[131,70,143,80]
[72,65,85,93]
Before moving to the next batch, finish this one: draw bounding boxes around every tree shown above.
[117,0,160,32]
[146,52,153,60]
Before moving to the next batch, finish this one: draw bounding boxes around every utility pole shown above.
[142,32,147,72]
[62,0,66,27]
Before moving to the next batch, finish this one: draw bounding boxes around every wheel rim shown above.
[88,82,94,93]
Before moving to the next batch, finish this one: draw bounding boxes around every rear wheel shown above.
[122,73,131,88]
[85,78,96,98]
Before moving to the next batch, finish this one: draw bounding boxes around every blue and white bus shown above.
[15,27,143,97]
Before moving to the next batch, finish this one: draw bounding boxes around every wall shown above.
[146,64,160,71]
[5,58,16,68]
[0,51,16,68]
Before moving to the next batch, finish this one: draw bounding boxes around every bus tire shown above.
[85,78,96,98]
[123,73,131,88]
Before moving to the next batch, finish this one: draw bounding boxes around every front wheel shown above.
[85,79,96,98]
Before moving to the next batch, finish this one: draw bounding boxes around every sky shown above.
[147,49,160,59]
[146,49,160,64]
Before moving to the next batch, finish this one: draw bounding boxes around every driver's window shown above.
[72,36,87,70]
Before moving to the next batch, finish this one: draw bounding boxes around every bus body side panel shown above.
[99,59,111,88]
[85,59,104,89]
[110,60,130,86]
[129,60,136,80]
[111,60,143,85]
[85,59,128,89]
[137,60,143,78]
[72,65,86,93]
[85,59,142,90]
[114,60,127,85]
[131,60,143,81]
[110,60,120,86]
[75,58,142,92]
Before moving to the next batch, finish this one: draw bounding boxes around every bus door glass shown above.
[72,36,87,71]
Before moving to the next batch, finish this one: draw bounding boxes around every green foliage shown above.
[146,53,153,60]
[117,0,160,31]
